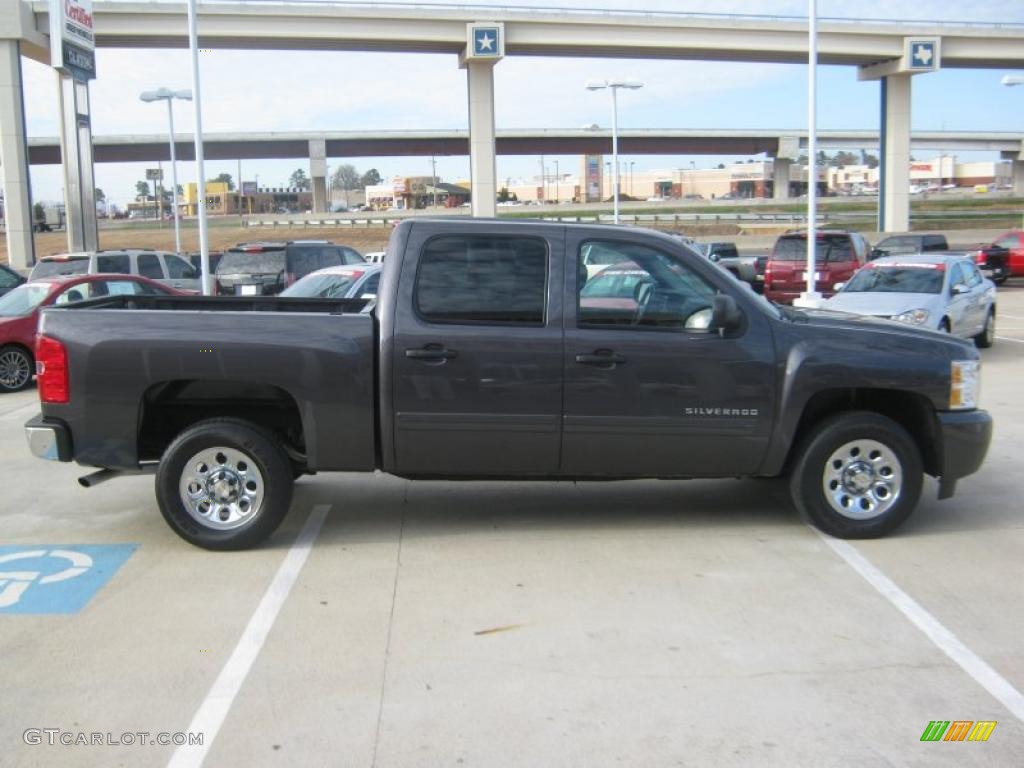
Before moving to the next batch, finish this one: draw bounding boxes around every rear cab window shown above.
[30,257,89,279]
[414,235,548,325]
[217,248,287,275]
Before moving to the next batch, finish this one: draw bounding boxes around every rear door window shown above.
[341,247,365,265]
[164,255,197,279]
[217,250,286,275]
[137,253,165,279]
[414,235,547,325]
[285,246,325,279]
[97,253,131,274]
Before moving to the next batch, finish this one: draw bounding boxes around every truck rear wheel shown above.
[789,411,922,539]
[155,418,294,550]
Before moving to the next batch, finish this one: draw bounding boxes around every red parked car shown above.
[764,230,871,305]
[0,273,183,393]
[988,230,1024,279]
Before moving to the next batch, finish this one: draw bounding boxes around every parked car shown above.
[29,250,201,293]
[0,274,183,393]
[871,233,948,260]
[764,230,871,304]
[986,230,1024,279]
[280,264,382,300]
[364,251,386,264]
[0,264,26,298]
[215,241,365,295]
[698,242,762,292]
[823,254,996,347]
[26,219,991,549]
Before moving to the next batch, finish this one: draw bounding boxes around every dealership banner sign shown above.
[49,0,96,81]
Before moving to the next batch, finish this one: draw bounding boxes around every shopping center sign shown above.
[49,0,96,81]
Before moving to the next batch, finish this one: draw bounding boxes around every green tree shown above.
[859,150,880,169]
[497,186,512,203]
[135,180,151,199]
[94,187,105,202]
[360,168,382,187]
[208,172,234,191]
[832,151,859,168]
[288,168,311,191]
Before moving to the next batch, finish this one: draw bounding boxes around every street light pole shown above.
[140,87,191,255]
[187,0,212,295]
[795,0,822,308]
[586,79,643,224]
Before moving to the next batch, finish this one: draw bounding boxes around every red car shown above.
[0,273,183,393]
[989,229,1024,278]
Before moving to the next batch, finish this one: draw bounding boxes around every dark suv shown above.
[871,233,948,260]
[215,241,365,296]
[764,230,870,304]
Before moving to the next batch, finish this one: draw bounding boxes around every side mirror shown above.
[869,248,884,260]
[833,282,846,292]
[710,294,743,333]
[952,283,969,295]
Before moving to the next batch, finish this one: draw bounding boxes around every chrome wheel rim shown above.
[178,447,265,530]
[822,439,903,520]
[0,350,31,390]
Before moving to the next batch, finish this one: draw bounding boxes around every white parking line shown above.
[0,402,39,423]
[999,313,1024,321]
[821,534,1024,722]
[995,336,1024,344]
[167,504,330,768]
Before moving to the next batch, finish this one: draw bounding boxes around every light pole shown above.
[186,0,212,295]
[140,88,191,254]
[629,161,635,196]
[554,159,560,202]
[794,0,822,308]
[586,79,643,224]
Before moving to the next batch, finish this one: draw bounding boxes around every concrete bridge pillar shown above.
[0,39,35,269]
[773,158,792,200]
[309,138,327,213]
[466,60,497,218]
[879,73,912,233]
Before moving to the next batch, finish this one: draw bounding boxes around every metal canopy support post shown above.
[58,74,98,252]
[187,0,212,295]
[0,39,35,269]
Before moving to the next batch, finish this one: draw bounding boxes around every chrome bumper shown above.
[25,415,72,462]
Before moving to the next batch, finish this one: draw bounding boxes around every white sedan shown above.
[823,254,996,348]
[279,263,382,300]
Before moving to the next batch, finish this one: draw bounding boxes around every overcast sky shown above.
[19,0,1024,206]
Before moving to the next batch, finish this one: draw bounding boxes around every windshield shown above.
[773,235,852,262]
[843,265,944,294]
[30,258,89,279]
[0,283,52,316]
[281,271,363,298]
[217,250,286,275]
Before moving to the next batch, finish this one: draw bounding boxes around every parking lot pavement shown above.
[2,288,1023,767]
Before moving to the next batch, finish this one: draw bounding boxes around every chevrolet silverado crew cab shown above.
[25,219,992,550]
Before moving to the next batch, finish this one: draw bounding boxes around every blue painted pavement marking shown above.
[0,545,137,614]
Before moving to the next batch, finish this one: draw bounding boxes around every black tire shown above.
[975,309,995,349]
[155,418,294,550]
[0,345,34,393]
[789,411,923,539]
[993,275,1007,286]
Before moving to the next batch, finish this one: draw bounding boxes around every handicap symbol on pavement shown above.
[0,545,136,614]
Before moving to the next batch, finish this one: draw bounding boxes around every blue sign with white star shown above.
[473,27,500,57]
[909,41,937,70]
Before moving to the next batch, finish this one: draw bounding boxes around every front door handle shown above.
[405,345,458,361]
[575,350,626,367]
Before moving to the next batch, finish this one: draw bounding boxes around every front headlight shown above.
[893,308,930,325]
[950,360,980,410]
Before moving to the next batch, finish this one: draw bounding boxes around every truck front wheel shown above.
[156,418,294,550]
[789,411,923,539]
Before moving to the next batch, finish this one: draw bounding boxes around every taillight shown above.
[973,249,987,266]
[36,335,69,404]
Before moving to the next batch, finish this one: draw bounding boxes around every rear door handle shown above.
[575,350,626,367]
[405,345,458,361]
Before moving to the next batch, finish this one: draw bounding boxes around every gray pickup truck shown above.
[26,219,992,549]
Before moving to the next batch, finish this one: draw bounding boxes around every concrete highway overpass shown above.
[24,129,1024,165]
[3,0,1024,268]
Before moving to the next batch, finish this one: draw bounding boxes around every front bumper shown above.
[24,414,73,462]
[935,409,992,498]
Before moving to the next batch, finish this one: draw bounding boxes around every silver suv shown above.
[29,249,201,293]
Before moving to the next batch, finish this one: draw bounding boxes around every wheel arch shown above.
[775,387,939,478]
